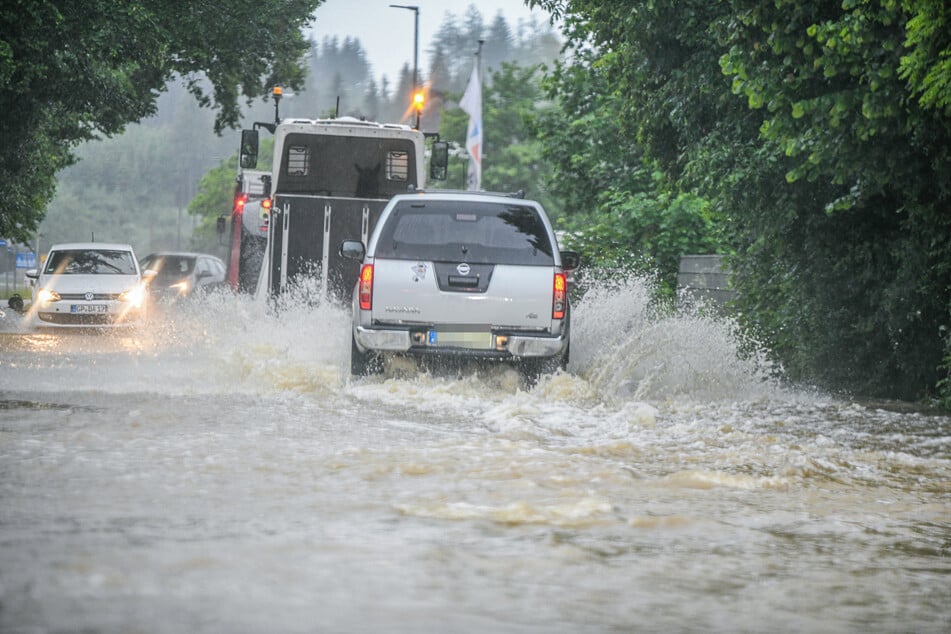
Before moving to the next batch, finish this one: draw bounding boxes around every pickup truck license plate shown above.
[428,330,493,349]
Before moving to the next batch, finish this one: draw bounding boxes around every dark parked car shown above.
[140,252,227,302]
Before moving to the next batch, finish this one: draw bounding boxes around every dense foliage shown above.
[532,41,729,295]
[0,0,322,243]
[531,0,951,401]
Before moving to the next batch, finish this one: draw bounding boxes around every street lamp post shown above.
[389,4,420,128]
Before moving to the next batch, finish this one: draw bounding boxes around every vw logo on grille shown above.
[456,263,471,275]
[84,292,95,301]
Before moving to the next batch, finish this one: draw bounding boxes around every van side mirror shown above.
[240,129,259,169]
[430,140,449,181]
[560,250,581,271]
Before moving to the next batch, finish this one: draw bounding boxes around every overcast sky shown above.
[310,0,552,84]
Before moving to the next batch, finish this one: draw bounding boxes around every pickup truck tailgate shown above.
[371,259,553,331]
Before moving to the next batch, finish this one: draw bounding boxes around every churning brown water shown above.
[1,278,948,633]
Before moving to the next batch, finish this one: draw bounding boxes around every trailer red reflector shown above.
[359,264,374,310]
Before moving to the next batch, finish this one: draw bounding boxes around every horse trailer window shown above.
[286,145,310,176]
[386,151,409,182]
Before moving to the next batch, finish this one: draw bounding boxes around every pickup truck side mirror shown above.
[340,240,366,261]
[560,250,581,271]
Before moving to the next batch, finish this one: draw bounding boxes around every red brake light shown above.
[359,264,374,310]
[553,272,567,320]
[233,193,248,215]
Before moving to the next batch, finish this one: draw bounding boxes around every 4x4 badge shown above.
[456,262,471,275]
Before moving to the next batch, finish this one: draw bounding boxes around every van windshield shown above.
[375,201,554,265]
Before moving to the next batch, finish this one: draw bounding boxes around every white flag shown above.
[459,61,482,191]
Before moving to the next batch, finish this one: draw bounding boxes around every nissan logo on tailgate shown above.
[456,263,470,275]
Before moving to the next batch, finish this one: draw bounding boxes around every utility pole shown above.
[390,4,420,128]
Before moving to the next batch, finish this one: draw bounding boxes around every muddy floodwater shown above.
[1,281,949,633]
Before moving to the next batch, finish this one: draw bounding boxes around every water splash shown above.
[2,272,781,407]
[571,274,780,403]
[149,272,783,407]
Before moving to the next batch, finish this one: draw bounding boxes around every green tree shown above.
[40,80,248,255]
[531,0,951,400]
[297,36,373,119]
[718,0,951,399]
[532,17,729,297]
[188,139,275,252]
[426,7,562,94]
[0,0,322,243]
[483,12,514,74]
[899,0,951,116]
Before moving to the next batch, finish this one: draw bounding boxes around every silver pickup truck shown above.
[341,190,580,383]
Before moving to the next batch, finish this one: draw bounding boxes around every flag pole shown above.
[460,40,485,191]
[476,38,484,86]
[475,39,484,185]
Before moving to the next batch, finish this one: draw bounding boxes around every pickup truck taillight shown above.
[359,264,374,310]
[553,272,567,320]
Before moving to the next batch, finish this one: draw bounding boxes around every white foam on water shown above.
[570,274,781,403]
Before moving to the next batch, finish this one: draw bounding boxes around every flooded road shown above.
[1,281,949,633]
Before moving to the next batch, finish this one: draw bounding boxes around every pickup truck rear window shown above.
[375,201,554,265]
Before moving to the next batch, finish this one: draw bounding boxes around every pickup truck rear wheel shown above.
[351,333,382,376]
[519,353,564,387]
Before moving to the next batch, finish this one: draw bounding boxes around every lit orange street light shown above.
[390,4,420,128]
